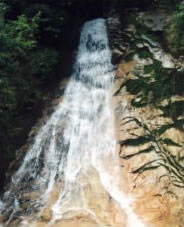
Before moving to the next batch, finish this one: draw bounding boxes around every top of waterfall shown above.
[78,18,108,54]
[83,18,106,29]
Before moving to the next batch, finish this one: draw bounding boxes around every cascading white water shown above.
[0,18,146,227]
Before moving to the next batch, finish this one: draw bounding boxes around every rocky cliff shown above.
[108,8,184,227]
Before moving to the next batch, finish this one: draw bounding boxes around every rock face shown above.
[108,10,184,227]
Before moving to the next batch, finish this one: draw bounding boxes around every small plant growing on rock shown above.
[120,117,184,189]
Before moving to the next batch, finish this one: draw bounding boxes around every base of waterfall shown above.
[4,164,183,227]
[19,167,127,227]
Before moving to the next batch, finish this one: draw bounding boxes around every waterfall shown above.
[0,19,146,227]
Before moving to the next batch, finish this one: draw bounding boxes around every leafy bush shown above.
[126,58,184,120]
[0,13,40,111]
[30,48,59,79]
[165,1,184,55]
[0,12,59,111]
[0,7,59,188]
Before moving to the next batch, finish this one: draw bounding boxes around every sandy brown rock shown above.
[112,51,184,227]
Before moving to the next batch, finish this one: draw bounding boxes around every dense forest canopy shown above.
[0,0,184,191]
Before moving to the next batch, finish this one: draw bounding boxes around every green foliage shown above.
[138,47,153,59]
[120,136,152,146]
[0,14,39,111]
[160,138,182,147]
[0,7,59,183]
[0,2,9,13]
[30,48,59,80]
[120,117,184,189]
[126,79,147,95]
[120,146,154,160]
[0,12,58,111]
[165,1,184,54]
[153,123,174,135]
[159,101,184,120]
[125,56,184,121]
[154,0,181,10]
[24,3,68,39]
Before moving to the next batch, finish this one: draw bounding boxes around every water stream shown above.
[0,18,146,227]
